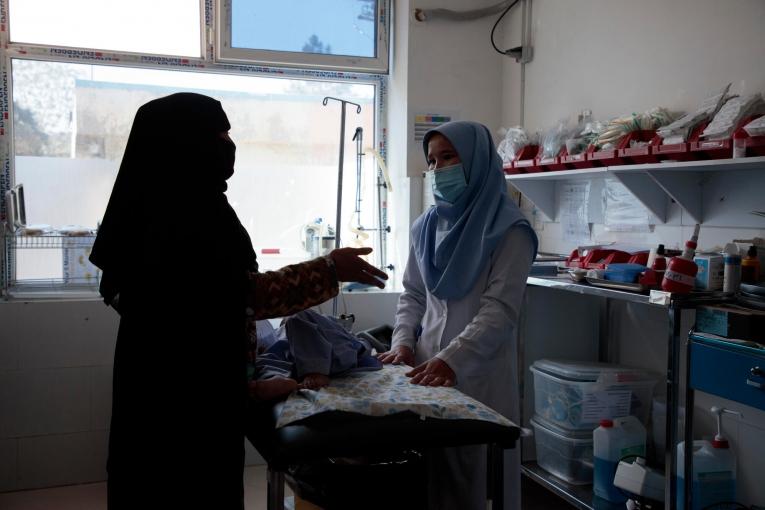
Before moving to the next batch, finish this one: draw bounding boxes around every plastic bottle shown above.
[662,224,700,293]
[652,244,667,271]
[723,243,742,293]
[741,245,761,284]
[594,416,647,503]
[676,407,739,510]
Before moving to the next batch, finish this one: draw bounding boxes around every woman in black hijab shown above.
[90,93,386,509]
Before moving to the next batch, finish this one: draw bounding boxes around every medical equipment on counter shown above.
[613,457,665,508]
[302,219,335,258]
[677,406,740,510]
[593,416,646,503]
[662,223,700,293]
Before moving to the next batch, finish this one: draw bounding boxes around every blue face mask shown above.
[432,163,467,203]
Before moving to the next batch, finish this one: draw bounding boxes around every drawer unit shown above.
[689,334,765,411]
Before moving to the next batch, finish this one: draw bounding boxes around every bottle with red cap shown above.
[662,224,700,293]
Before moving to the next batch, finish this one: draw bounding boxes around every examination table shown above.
[246,401,521,510]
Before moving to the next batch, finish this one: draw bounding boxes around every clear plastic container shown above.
[530,415,594,485]
[530,359,657,431]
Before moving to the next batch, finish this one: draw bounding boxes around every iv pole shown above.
[322,96,361,317]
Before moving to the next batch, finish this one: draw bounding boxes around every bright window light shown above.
[11,59,379,284]
[8,0,201,57]
[219,0,389,73]
[232,0,376,58]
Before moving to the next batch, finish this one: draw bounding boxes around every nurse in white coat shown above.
[379,121,537,510]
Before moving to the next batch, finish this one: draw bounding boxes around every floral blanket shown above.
[275,364,515,428]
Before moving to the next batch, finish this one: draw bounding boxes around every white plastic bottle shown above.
[593,416,647,503]
[676,407,739,510]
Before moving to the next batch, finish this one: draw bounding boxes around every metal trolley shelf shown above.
[6,234,96,249]
[522,275,732,510]
[2,231,100,297]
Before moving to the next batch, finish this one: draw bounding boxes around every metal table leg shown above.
[267,466,285,510]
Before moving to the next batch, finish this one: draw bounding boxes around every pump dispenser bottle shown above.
[677,406,740,510]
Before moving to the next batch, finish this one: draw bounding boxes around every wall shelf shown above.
[506,156,765,226]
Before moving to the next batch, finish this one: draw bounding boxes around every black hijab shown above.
[90,93,257,308]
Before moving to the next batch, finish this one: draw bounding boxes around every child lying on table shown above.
[247,309,382,401]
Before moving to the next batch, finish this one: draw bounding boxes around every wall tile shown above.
[0,439,18,492]
[11,301,118,369]
[90,366,112,430]
[18,430,108,490]
[1,368,90,437]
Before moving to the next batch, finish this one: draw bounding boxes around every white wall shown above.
[502,1,765,505]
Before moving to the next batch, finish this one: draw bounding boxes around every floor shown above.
[0,466,573,510]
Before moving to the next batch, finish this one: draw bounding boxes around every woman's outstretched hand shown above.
[406,357,456,387]
[329,247,388,289]
[377,345,415,366]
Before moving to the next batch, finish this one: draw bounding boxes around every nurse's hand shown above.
[377,345,415,366]
[406,358,456,387]
[329,247,388,289]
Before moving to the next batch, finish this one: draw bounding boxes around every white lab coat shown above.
[392,225,535,510]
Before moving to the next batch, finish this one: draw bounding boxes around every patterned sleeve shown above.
[246,256,339,320]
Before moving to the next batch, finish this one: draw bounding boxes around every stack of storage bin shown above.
[529,359,657,484]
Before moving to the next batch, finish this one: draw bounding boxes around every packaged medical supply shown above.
[496,127,530,164]
[596,108,678,150]
[743,115,765,137]
[530,415,594,485]
[530,359,657,430]
[693,252,724,291]
[594,416,646,503]
[676,407,739,510]
[702,93,765,141]
[657,84,731,143]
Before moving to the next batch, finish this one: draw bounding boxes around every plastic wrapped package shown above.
[743,115,765,137]
[496,127,529,164]
[542,119,575,158]
[566,114,604,156]
[702,93,765,140]
[657,83,731,142]
[595,107,679,149]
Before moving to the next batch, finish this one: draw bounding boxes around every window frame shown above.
[215,0,390,74]
[0,0,389,298]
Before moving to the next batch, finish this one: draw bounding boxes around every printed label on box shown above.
[581,389,631,422]
[62,237,100,285]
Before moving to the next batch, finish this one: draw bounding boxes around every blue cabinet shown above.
[689,334,765,411]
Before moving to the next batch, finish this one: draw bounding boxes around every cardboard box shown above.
[694,253,724,290]
[696,304,765,341]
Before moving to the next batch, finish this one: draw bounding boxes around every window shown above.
[217,0,390,73]
[2,2,389,296]
[8,0,202,57]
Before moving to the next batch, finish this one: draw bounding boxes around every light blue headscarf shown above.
[412,121,538,300]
